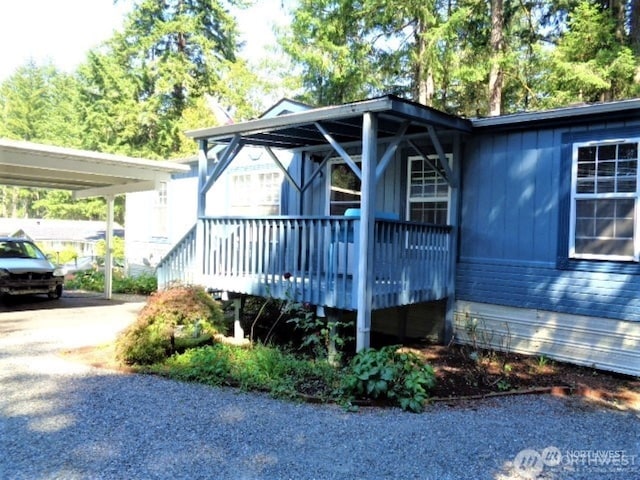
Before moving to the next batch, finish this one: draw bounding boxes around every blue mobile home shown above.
[157,96,640,376]
[456,101,640,376]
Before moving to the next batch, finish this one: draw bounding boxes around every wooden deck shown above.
[158,216,452,310]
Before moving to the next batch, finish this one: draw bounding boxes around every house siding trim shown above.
[454,300,640,377]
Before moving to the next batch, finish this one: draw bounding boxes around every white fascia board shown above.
[73,180,161,199]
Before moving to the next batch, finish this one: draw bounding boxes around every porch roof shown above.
[186,95,473,149]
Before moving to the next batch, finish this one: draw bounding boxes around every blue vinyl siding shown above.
[457,259,640,322]
[458,117,640,322]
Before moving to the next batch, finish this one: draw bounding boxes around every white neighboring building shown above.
[125,99,310,274]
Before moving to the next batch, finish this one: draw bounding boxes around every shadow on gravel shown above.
[2,367,639,480]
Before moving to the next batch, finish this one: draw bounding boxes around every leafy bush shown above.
[116,286,225,365]
[340,345,436,413]
[66,270,157,295]
[158,343,339,400]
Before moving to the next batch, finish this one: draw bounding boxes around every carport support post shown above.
[104,194,115,300]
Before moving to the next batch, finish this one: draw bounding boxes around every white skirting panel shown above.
[454,301,640,377]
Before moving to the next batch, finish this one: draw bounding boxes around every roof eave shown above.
[472,99,640,131]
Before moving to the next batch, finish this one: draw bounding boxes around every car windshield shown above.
[0,240,46,260]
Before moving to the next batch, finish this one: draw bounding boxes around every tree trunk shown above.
[631,0,640,56]
[489,0,505,116]
[414,18,434,107]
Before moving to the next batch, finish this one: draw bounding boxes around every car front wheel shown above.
[48,285,63,300]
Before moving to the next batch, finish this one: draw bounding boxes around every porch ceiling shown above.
[186,95,473,149]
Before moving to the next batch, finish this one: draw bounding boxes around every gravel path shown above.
[1,294,638,480]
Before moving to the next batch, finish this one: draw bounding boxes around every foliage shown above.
[157,343,339,400]
[94,237,126,262]
[0,61,120,221]
[281,0,640,114]
[38,245,78,265]
[340,346,436,413]
[65,269,158,295]
[460,314,514,389]
[287,309,354,364]
[76,0,258,160]
[116,285,225,365]
[543,1,640,106]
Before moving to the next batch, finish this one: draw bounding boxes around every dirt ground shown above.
[61,337,640,412]
[407,342,639,410]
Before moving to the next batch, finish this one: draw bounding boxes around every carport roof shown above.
[0,138,190,198]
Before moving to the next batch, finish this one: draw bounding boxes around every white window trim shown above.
[569,137,640,262]
[406,154,452,224]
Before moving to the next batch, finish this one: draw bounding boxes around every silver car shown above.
[0,237,64,299]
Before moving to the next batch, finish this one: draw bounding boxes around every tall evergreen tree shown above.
[543,1,639,105]
[78,0,255,159]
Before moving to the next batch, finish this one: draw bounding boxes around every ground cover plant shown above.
[76,291,638,413]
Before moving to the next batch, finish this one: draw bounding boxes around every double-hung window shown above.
[407,155,451,225]
[569,139,640,261]
[230,171,282,215]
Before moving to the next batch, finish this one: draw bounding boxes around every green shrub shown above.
[116,286,225,365]
[340,345,436,413]
[66,270,157,295]
[159,343,339,400]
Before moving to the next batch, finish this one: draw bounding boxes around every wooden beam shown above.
[407,139,453,187]
[314,122,362,180]
[265,147,301,192]
[200,134,243,197]
[300,152,331,193]
[376,120,410,183]
[427,126,457,187]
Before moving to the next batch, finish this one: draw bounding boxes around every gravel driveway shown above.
[1,292,638,480]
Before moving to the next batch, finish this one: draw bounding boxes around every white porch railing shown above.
[157,225,197,288]
[157,216,452,310]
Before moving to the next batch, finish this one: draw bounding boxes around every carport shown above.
[0,138,189,299]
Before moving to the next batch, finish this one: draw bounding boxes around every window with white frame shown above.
[407,155,451,225]
[570,139,639,261]
[230,170,282,215]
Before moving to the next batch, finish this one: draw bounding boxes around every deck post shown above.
[232,297,245,340]
[444,133,462,343]
[355,112,378,352]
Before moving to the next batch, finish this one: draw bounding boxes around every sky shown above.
[0,0,289,82]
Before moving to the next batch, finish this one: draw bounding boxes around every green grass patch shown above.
[154,343,340,401]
